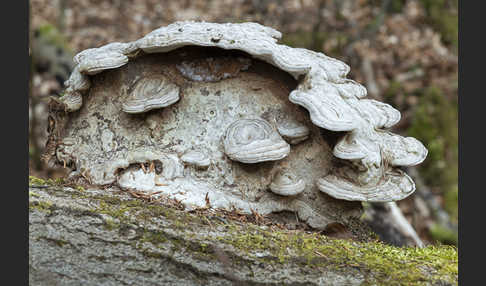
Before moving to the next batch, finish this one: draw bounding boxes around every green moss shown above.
[29,191,40,198]
[137,229,217,263]
[104,217,119,231]
[29,201,53,213]
[30,185,457,284]
[220,226,458,284]
[29,176,48,186]
[140,231,169,245]
[29,176,64,186]
[96,200,132,225]
[90,194,204,232]
[85,192,457,282]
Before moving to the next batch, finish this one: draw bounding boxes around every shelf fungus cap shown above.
[78,51,129,75]
[73,42,138,65]
[358,99,401,129]
[50,91,83,112]
[316,169,415,202]
[223,118,290,163]
[181,150,211,169]
[122,74,180,114]
[333,133,368,161]
[378,132,428,167]
[276,117,310,145]
[61,92,83,112]
[64,67,90,92]
[269,170,306,196]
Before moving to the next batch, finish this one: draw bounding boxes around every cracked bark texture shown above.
[29,186,366,286]
[29,185,457,285]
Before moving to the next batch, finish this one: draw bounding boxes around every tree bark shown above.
[29,185,457,286]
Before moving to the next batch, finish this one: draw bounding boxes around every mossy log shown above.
[29,184,457,286]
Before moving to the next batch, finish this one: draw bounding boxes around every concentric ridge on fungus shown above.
[275,116,310,145]
[269,169,306,196]
[121,74,180,114]
[60,21,427,202]
[223,118,290,163]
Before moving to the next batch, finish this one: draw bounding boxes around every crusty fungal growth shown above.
[47,21,427,230]
[222,118,290,163]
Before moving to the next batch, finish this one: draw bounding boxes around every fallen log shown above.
[29,184,457,285]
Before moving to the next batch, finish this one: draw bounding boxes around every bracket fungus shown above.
[275,115,310,145]
[269,169,306,196]
[222,118,290,163]
[46,21,427,230]
[121,74,180,114]
[78,51,129,75]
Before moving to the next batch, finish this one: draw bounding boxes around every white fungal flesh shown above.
[61,21,427,204]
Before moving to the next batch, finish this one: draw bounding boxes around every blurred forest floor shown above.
[29,0,458,246]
